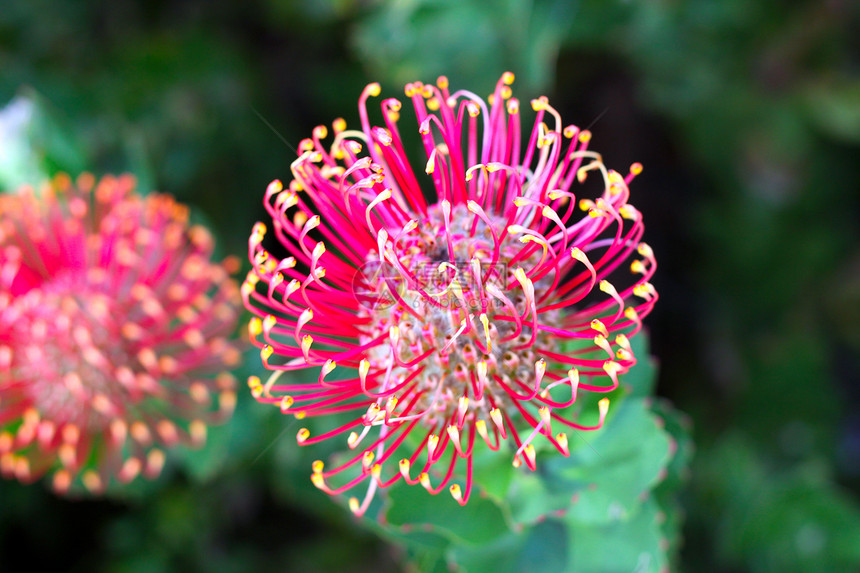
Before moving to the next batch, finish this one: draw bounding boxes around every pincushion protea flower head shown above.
[0,173,241,494]
[244,73,657,515]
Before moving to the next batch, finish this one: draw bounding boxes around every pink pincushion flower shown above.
[243,73,658,514]
[0,173,241,494]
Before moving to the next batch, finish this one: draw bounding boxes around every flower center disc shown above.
[359,204,557,427]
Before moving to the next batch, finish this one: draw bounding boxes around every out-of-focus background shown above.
[1,0,859,571]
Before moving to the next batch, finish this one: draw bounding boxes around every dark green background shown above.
[1,0,859,571]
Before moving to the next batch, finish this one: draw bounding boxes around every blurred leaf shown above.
[696,435,860,573]
[0,90,86,190]
[351,0,576,93]
[803,78,860,143]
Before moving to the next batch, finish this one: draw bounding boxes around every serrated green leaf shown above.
[451,518,568,573]
[382,478,512,546]
[623,332,659,397]
[650,399,694,494]
[567,498,669,573]
[508,398,671,525]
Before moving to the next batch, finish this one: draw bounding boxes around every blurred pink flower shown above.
[243,73,657,514]
[0,173,241,494]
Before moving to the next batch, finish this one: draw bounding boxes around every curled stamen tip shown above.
[590,319,609,338]
[557,433,570,456]
[301,335,313,359]
[280,396,294,413]
[262,314,277,332]
[502,71,515,85]
[313,241,326,258]
[539,406,551,427]
[599,280,618,296]
[598,398,610,422]
[145,449,165,479]
[362,450,375,470]
[524,444,536,468]
[399,458,411,478]
[365,83,382,97]
[82,470,103,493]
[52,470,72,494]
[603,360,622,375]
[347,432,360,449]
[251,221,267,238]
[297,428,310,444]
[260,345,274,361]
[427,434,440,455]
[266,180,283,195]
[311,472,326,490]
[570,247,587,263]
[321,359,337,377]
[630,162,643,175]
[425,148,437,174]
[449,483,462,502]
[637,242,654,258]
[447,425,460,443]
[189,420,207,446]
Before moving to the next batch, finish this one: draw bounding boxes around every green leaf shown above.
[508,398,672,525]
[803,77,860,143]
[650,399,693,491]
[623,332,659,398]
[0,90,86,190]
[350,0,574,93]
[451,518,568,573]
[381,478,513,546]
[566,498,669,573]
[470,440,516,502]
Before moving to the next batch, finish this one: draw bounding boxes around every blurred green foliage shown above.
[2,0,859,571]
